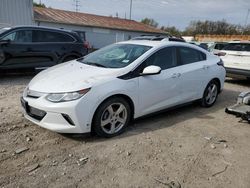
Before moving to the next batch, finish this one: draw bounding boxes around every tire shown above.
[62,56,78,62]
[200,80,219,107]
[92,97,131,138]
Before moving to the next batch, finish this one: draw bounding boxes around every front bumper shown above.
[20,94,94,133]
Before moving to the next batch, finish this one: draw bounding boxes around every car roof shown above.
[228,41,250,44]
[118,40,207,51]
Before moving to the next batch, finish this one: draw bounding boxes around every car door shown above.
[177,46,209,102]
[0,29,33,68]
[32,29,72,68]
[138,47,183,116]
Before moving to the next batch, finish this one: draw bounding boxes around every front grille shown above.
[28,106,47,121]
[21,97,46,121]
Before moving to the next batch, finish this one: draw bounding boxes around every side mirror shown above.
[0,39,10,45]
[140,65,161,76]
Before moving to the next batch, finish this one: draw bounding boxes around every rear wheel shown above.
[200,80,219,107]
[92,97,131,138]
[62,56,78,62]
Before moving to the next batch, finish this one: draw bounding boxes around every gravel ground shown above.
[0,75,250,188]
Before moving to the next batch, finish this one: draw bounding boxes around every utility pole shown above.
[244,9,250,27]
[129,0,133,20]
[73,0,80,12]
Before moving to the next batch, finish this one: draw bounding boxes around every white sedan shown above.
[21,40,226,137]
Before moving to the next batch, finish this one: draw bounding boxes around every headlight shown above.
[46,88,90,102]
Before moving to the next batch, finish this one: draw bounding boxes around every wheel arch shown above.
[60,53,81,63]
[210,77,221,92]
[91,93,135,132]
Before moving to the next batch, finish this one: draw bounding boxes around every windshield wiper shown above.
[85,62,107,68]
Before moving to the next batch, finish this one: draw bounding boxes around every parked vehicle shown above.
[208,42,228,54]
[219,41,250,79]
[74,30,91,52]
[0,26,88,70]
[131,35,185,42]
[189,42,209,51]
[226,91,250,123]
[0,27,11,34]
[21,40,226,137]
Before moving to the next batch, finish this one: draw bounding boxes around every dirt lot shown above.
[0,75,250,188]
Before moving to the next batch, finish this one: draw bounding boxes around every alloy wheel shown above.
[205,83,218,105]
[100,103,128,134]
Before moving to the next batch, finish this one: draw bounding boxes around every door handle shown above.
[171,73,181,78]
[203,65,209,69]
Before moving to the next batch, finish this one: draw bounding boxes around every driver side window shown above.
[2,30,32,43]
[2,32,16,41]
[143,47,177,70]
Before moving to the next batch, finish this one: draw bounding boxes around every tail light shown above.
[217,59,224,67]
[83,41,90,49]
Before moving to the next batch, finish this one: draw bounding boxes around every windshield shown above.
[0,28,10,35]
[78,43,151,68]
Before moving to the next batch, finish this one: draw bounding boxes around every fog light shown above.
[62,114,75,126]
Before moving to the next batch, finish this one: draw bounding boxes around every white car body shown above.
[220,41,250,79]
[21,40,226,134]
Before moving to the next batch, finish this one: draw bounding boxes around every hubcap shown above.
[205,83,218,105]
[100,103,127,134]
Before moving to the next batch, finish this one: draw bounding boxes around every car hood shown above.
[28,61,123,93]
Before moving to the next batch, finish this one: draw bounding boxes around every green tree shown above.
[160,26,181,37]
[33,1,46,8]
[141,18,159,28]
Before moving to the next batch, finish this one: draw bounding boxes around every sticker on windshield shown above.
[122,60,130,63]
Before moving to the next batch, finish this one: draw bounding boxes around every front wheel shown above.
[92,97,131,138]
[200,80,219,107]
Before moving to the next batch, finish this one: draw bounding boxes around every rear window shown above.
[33,30,75,43]
[223,43,250,52]
[178,47,206,65]
[214,43,227,50]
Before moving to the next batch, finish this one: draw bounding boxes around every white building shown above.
[0,0,166,48]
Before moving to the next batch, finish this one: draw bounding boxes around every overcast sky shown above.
[34,0,250,30]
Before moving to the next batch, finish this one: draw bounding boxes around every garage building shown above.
[0,0,165,48]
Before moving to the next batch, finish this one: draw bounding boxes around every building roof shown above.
[33,7,165,34]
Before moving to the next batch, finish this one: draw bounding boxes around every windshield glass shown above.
[0,28,10,35]
[78,43,151,68]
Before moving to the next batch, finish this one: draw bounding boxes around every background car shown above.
[219,41,250,79]
[131,35,186,42]
[208,42,228,54]
[21,40,226,137]
[0,26,88,70]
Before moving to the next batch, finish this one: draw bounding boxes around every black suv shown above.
[0,26,88,70]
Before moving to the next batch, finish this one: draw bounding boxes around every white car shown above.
[219,41,250,79]
[21,40,226,137]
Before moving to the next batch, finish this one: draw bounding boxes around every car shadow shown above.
[225,77,250,87]
[0,71,35,86]
[62,88,241,142]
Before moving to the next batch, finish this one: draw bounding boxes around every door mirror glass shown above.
[141,65,161,76]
